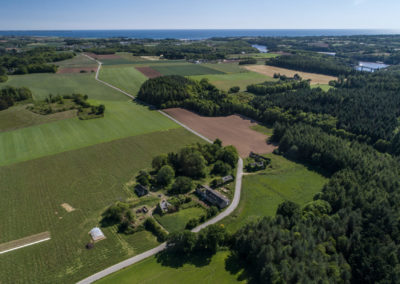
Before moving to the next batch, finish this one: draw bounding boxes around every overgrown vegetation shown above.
[0,86,32,111]
[27,93,105,120]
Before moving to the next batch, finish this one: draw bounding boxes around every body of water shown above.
[252,44,268,53]
[0,29,398,39]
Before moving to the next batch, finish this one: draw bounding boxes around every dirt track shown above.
[244,65,336,85]
[164,108,276,157]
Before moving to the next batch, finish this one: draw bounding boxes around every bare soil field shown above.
[57,67,98,74]
[84,52,121,60]
[164,108,276,157]
[136,66,162,78]
[61,203,75,212]
[0,231,50,254]
[244,65,336,85]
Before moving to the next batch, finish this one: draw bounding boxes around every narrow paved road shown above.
[77,55,244,284]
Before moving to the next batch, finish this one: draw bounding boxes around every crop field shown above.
[244,65,337,85]
[150,64,225,76]
[98,65,148,95]
[190,71,274,91]
[97,251,245,284]
[204,62,246,74]
[154,207,207,233]
[0,73,179,166]
[0,104,76,132]
[56,53,98,69]
[227,53,280,59]
[221,154,328,232]
[164,108,276,157]
[0,128,203,284]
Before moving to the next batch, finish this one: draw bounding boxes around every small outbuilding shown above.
[89,227,106,242]
[222,175,234,183]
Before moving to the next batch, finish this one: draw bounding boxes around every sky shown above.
[0,0,400,30]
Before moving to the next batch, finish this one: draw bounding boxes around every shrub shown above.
[144,218,167,242]
[156,165,175,186]
[170,176,193,194]
[228,86,240,93]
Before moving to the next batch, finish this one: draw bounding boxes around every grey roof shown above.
[90,227,105,241]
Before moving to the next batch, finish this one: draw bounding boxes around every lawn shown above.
[0,128,204,284]
[221,154,328,232]
[96,251,245,284]
[0,73,179,166]
[190,71,274,92]
[98,65,148,95]
[151,64,225,76]
[154,207,206,233]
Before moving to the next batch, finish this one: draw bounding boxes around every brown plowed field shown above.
[164,108,276,157]
[57,67,98,74]
[84,52,121,60]
[136,66,162,78]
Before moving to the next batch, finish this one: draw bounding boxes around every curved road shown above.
[77,55,244,284]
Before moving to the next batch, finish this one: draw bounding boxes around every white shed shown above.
[89,227,106,242]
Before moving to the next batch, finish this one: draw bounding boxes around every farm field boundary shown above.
[0,232,50,255]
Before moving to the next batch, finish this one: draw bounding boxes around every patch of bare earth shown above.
[57,67,98,74]
[136,66,163,78]
[0,232,50,253]
[140,56,160,61]
[164,108,277,157]
[61,203,75,212]
[244,65,336,85]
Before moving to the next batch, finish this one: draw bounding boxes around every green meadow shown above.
[190,71,274,91]
[221,154,328,232]
[97,251,245,284]
[154,207,207,233]
[98,65,147,95]
[151,64,224,76]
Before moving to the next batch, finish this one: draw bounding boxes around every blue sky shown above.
[1,0,399,30]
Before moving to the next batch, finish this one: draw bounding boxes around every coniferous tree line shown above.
[266,54,354,76]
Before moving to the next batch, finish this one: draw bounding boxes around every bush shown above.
[228,86,240,93]
[211,161,232,176]
[136,170,151,186]
[156,165,175,186]
[152,154,168,171]
[170,176,193,194]
[185,218,199,230]
[144,218,167,242]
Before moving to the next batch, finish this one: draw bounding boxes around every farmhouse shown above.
[89,227,106,242]
[196,185,230,209]
[135,184,149,197]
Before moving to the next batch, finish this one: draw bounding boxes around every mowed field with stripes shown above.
[0,54,207,283]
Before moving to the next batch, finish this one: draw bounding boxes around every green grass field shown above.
[204,62,246,74]
[311,84,333,91]
[221,154,328,232]
[250,124,274,136]
[190,72,274,91]
[0,73,179,166]
[151,64,225,76]
[56,53,98,68]
[98,65,147,95]
[96,251,245,284]
[0,128,203,284]
[154,207,207,233]
[0,104,77,132]
[227,53,280,59]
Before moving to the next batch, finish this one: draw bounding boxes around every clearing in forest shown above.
[244,64,337,85]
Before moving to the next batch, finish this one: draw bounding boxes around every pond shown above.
[252,44,268,53]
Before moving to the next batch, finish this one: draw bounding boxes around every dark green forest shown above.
[137,68,400,282]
